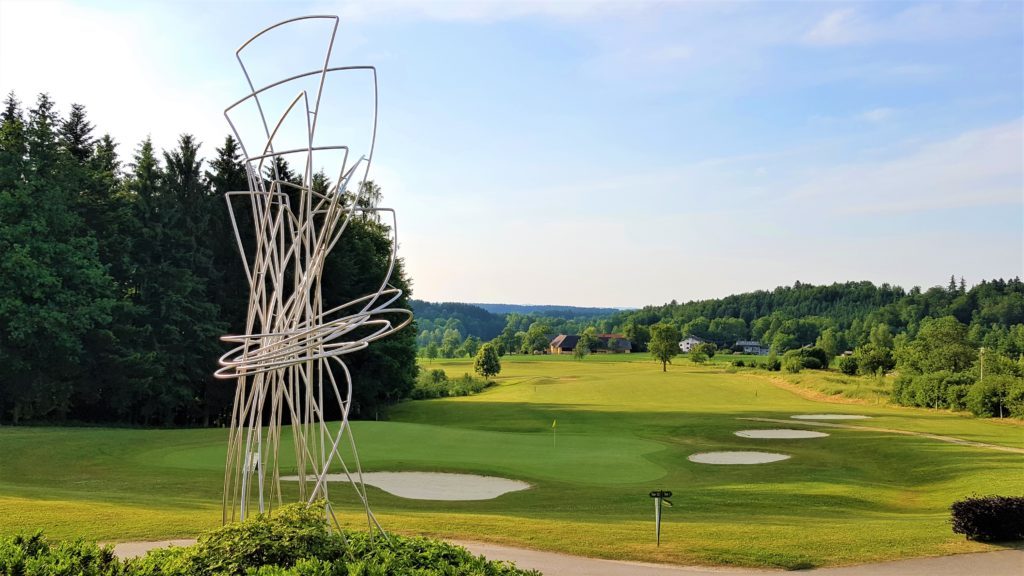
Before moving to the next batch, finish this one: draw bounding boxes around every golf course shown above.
[1,354,1021,569]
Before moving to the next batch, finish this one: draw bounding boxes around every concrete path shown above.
[111,538,1024,576]
[738,417,1024,454]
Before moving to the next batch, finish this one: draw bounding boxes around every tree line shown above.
[0,92,416,426]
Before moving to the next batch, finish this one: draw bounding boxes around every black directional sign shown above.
[649,489,673,546]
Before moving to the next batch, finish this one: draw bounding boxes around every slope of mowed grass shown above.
[0,356,1021,568]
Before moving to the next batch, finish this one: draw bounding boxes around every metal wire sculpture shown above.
[213,15,411,530]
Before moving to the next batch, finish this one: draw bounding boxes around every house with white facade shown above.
[678,335,705,352]
[735,340,770,355]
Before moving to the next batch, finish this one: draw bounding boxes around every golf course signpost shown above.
[649,489,673,546]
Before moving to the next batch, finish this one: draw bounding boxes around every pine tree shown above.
[0,92,27,191]
[133,134,224,425]
[59,103,95,163]
[203,135,251,424]
[0,93,114,423]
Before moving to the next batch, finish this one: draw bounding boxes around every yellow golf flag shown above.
[552,419,557,429]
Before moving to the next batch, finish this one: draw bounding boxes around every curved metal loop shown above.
[219,16,407,540]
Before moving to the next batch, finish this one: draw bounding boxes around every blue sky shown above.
[1,1,1021,307]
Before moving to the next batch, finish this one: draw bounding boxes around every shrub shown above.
[731,359,745,367]
[800,357,822,370]
[0,532,123,576]
[1,503,541,576]
[412,372,492,400]
[911,371,952,409]
[799,347,829,369]
[1008,379,1024,419]
[692,342,717,358]
[782,353,803,373]
[945,383,972,411]
[837,355,858,375]
[966,376,1014,417]
[951,495,1024,542]
[764,357,781,371]
[854,343,895,375]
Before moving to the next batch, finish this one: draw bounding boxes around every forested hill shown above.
[471,303,623,317]
[410,300,506,341]
[416,279,1024,364]
[609,278,1024,350]
[622,281,907,326]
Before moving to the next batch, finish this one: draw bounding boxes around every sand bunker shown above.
[688,451,791,464]
[280,472,530,501]
[791,414,870,420]
[735,429,829,439]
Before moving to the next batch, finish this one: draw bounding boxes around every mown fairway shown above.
[1,355,1021,568]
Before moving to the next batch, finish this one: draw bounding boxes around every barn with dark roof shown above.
[549,334,580,354]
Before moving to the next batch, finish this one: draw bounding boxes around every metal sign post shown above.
[649,490,673,546]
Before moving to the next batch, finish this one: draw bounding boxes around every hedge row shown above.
[0,503,541,576]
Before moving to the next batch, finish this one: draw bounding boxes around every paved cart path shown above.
[738,417,1024,454]
[111,538,1023,576]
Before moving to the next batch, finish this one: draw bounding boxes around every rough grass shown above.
[0,355,1021,569]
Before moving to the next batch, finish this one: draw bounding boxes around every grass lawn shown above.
[1,354,1021,569]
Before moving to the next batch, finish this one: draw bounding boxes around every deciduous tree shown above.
[474,343,501,379]
[649,322,681,372]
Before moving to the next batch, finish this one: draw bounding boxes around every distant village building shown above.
[549,334,580,355]
[596,333,632,354]
[735,340,770,355]
[678,335,705,352]
[549,334,632,354]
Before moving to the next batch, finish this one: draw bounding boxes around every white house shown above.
[735,340,770,355]
[678,335,705,352]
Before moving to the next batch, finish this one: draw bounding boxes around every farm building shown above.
[596,333,632,353]
[735,340,770,355]
[678,335,705,352]
[549,334,580,354]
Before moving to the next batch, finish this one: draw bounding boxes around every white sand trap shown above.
[280,472,530,501]
[791,414,870,420]
[735,429,829,439]
[688,451,791,464]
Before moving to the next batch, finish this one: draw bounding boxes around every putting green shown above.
[148,421,666,484]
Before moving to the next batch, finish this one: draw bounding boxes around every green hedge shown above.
[410,370,493,400]
[0,503,542,576]
[951,495,1024,542]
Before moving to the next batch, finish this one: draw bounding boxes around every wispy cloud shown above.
[790,119,1023,214]
[803,8,861,46]
[330,0,650,23]
[858,107,897,123]
[802,3,1020,47]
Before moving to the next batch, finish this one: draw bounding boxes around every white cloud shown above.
[802,3,1020,47]
[790,119,1023,214]
[858,107,896,123]
[328,0,648,23]
[647,44,692,63]
[803,8,861,46]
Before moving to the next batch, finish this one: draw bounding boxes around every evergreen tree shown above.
[59,103,95,163]
[203,136,251,422]
[0,93,114,423]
